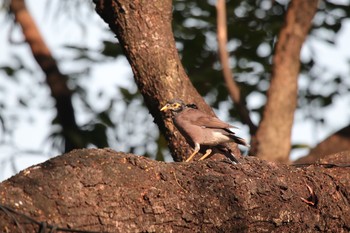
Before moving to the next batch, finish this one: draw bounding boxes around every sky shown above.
[0,0,350,181]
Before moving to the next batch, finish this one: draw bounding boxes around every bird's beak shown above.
[160,105,168,112]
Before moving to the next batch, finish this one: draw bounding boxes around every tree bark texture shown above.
[10,0,81,152]
[0,149,349,232]
[250,0,319,163]
[94,0,241,162]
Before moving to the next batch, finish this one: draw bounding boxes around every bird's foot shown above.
[185,150,198,162]
[199,149,212,161]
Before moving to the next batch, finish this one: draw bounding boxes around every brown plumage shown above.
[161,99,249,162]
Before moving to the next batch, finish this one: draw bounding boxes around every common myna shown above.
[160,99,249,162]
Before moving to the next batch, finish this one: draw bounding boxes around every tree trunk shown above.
[1,149,349,232]
[10,0,81,152]
[94,0,241,162]
[250,0,319,163]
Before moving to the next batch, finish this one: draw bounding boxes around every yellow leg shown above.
[185,149,199,162]
[199,149,212,161]
[185,143,200,162]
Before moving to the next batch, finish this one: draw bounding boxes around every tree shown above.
[250,0,318,163]
[1,0,350,232]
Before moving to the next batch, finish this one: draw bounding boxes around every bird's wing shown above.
[196,116,237,129]
[184,109,237,129]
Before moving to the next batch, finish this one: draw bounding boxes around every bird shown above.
[160,99,249,162]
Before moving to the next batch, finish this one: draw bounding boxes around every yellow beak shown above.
[160,105,168,111]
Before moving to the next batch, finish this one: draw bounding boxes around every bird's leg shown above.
[185,143,200,162]
[199,149,212,161]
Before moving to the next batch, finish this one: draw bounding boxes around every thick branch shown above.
[251,0,318,163]
[10,0,81,152]
[216,0,257,135]
[1,149,349,232]
[94,0,241,161]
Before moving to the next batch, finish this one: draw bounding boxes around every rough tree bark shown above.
[10,0,81,152]
[1,149,350,232]
[94,0,241,162]
[250,0,319,163]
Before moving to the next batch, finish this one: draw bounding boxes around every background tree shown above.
[9,0,83,152]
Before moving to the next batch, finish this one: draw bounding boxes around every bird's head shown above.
[161,99,199,114]
[160,99,186,113]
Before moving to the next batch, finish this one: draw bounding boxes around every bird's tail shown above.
[231,135,250,147]
[223,128,250,147]
[216,146,240,164]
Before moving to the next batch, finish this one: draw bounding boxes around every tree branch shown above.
[1,149,349,231]
[216,0,257,135]
[10,0,81,152]
[295,125,350,164]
